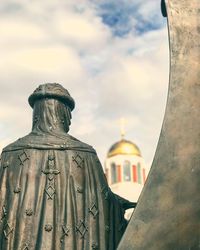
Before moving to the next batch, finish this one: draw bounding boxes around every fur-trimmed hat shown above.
[28,83,75,111]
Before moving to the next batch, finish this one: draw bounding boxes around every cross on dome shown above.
[119,118,128,140]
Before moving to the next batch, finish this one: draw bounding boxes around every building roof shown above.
[107,139,141,158]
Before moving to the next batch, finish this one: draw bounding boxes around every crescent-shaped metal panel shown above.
[118,1,200,249]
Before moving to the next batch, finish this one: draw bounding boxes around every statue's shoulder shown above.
[2,141,27,155]
[2,139,20,152]
[2,133,96,155]
[67,134,96,154]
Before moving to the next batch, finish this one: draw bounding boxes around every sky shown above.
[0,0,169,169]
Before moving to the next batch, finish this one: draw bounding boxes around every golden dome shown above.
[107,139,141,158]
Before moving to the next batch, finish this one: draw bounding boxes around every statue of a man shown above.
[0,83,129,250]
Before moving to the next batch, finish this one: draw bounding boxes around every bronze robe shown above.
[0,133,126,250]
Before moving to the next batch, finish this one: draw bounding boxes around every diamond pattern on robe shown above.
[60,226,70,243]
[18,150,29,165]
[101,186,110,200]
[1,206,7,220]
[62,225,70,236]
[89,203,99,219]
[45,183,55,200]
[72,154,84,169]
[3,222,13,239]
[22,243,29,250]
[42,154,60,200]
[76,220,88,239]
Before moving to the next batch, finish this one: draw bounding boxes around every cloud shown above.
[0,19,46,45]
[0,0,168,168]
[85,28,169,165]
[54,10,111,50]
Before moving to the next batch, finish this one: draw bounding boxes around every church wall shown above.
[105,154,148,204]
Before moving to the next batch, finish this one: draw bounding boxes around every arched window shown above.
[137,162,142,184]
[111,163,117,184]
[132,165,137,182]
[123,161,131,181]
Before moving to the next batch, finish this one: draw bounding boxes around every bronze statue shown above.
[0,83,130,250]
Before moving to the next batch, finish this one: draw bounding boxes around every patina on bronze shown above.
[0,83,130,250]
[118,0,200,249]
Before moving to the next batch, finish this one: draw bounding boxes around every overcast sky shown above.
[0,0,169,168]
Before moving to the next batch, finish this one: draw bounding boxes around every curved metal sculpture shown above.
[118,0,200,249]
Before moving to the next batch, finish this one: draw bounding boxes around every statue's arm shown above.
[92,153,136,210]
[114,193,137,210]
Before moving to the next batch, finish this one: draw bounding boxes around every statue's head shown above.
[29,83,75,134]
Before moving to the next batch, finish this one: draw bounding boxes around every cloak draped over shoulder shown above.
[0,133,127,250]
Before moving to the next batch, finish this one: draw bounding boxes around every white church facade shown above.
[105,137,148,218]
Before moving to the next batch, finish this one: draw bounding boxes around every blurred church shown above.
[104,119,148,218]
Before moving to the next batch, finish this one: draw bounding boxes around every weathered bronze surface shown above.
[0,83,128,249]
[118,0,200,249]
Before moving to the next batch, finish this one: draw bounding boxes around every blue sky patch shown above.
[95,0,165,37]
